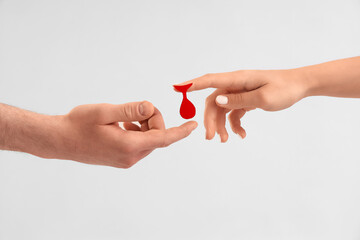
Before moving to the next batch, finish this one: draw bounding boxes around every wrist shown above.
[290,67,317,99]
[295,66,321,98]
[16,112,66,159]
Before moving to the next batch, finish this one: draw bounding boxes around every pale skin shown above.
[0,101,197,168]
[2,57,359,168]
[175,56,360,142]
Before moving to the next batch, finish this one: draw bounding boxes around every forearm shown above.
[0,104,62,158]
[300,56,360,98]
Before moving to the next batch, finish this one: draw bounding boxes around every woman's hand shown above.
[175,69,307,142]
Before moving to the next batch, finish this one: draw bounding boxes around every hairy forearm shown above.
[0,102,197,168]
[0,104,62,158]
[300,56,360,98]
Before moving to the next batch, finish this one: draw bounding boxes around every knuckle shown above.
[163,139,171,147]
[67,109,79,122]
[67,104,87,121]
[202,73,214,86]
[202,73,213,79]
[228,111,236,121]
[160,132,168,147]
[205,95,214,105]
[122,105,134,120]
[153,131,167,148]
[238,70,250,79]
[94,104,110,122]
[258,92,271,110]
[233,94,243,105]
[227,94,243,107]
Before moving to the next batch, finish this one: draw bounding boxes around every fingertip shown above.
[173,82,194,93]
[173,81,190,87]
[188,121,198,131]
[139,101,154,117]
[206,130,215,140]
[179,121,198,135]
[240,129,247,139]
[220,134,229,143]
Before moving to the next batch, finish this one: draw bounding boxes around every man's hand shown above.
[0,102,197,168]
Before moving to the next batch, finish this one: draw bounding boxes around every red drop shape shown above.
[173,83,196,119]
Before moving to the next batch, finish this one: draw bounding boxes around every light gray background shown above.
[1,0,360,239]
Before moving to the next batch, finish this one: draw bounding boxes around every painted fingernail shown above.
[216,95,228,105]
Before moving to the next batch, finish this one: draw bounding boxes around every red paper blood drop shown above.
[173,83,196,119]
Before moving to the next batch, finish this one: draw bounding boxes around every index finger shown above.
[139,121,198,149]
[139,107,165,131]
[147,107,166,130]
[174,72,239,92]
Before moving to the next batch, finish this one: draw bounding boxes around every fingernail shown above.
[216,95,228,105]
[139,103,148,116]
[205,132,211,140]
[189,122,198,131]
[139,103,146,116]
[240,132,246,139]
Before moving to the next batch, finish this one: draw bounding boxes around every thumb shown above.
[116,101,154,122]
[95,101,155,124]
[215,90,264,109]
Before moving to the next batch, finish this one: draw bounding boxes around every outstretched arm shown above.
[302,57,360,98]
[0,103,60,156]
[0,102,197,168]
[174,56,360,142]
